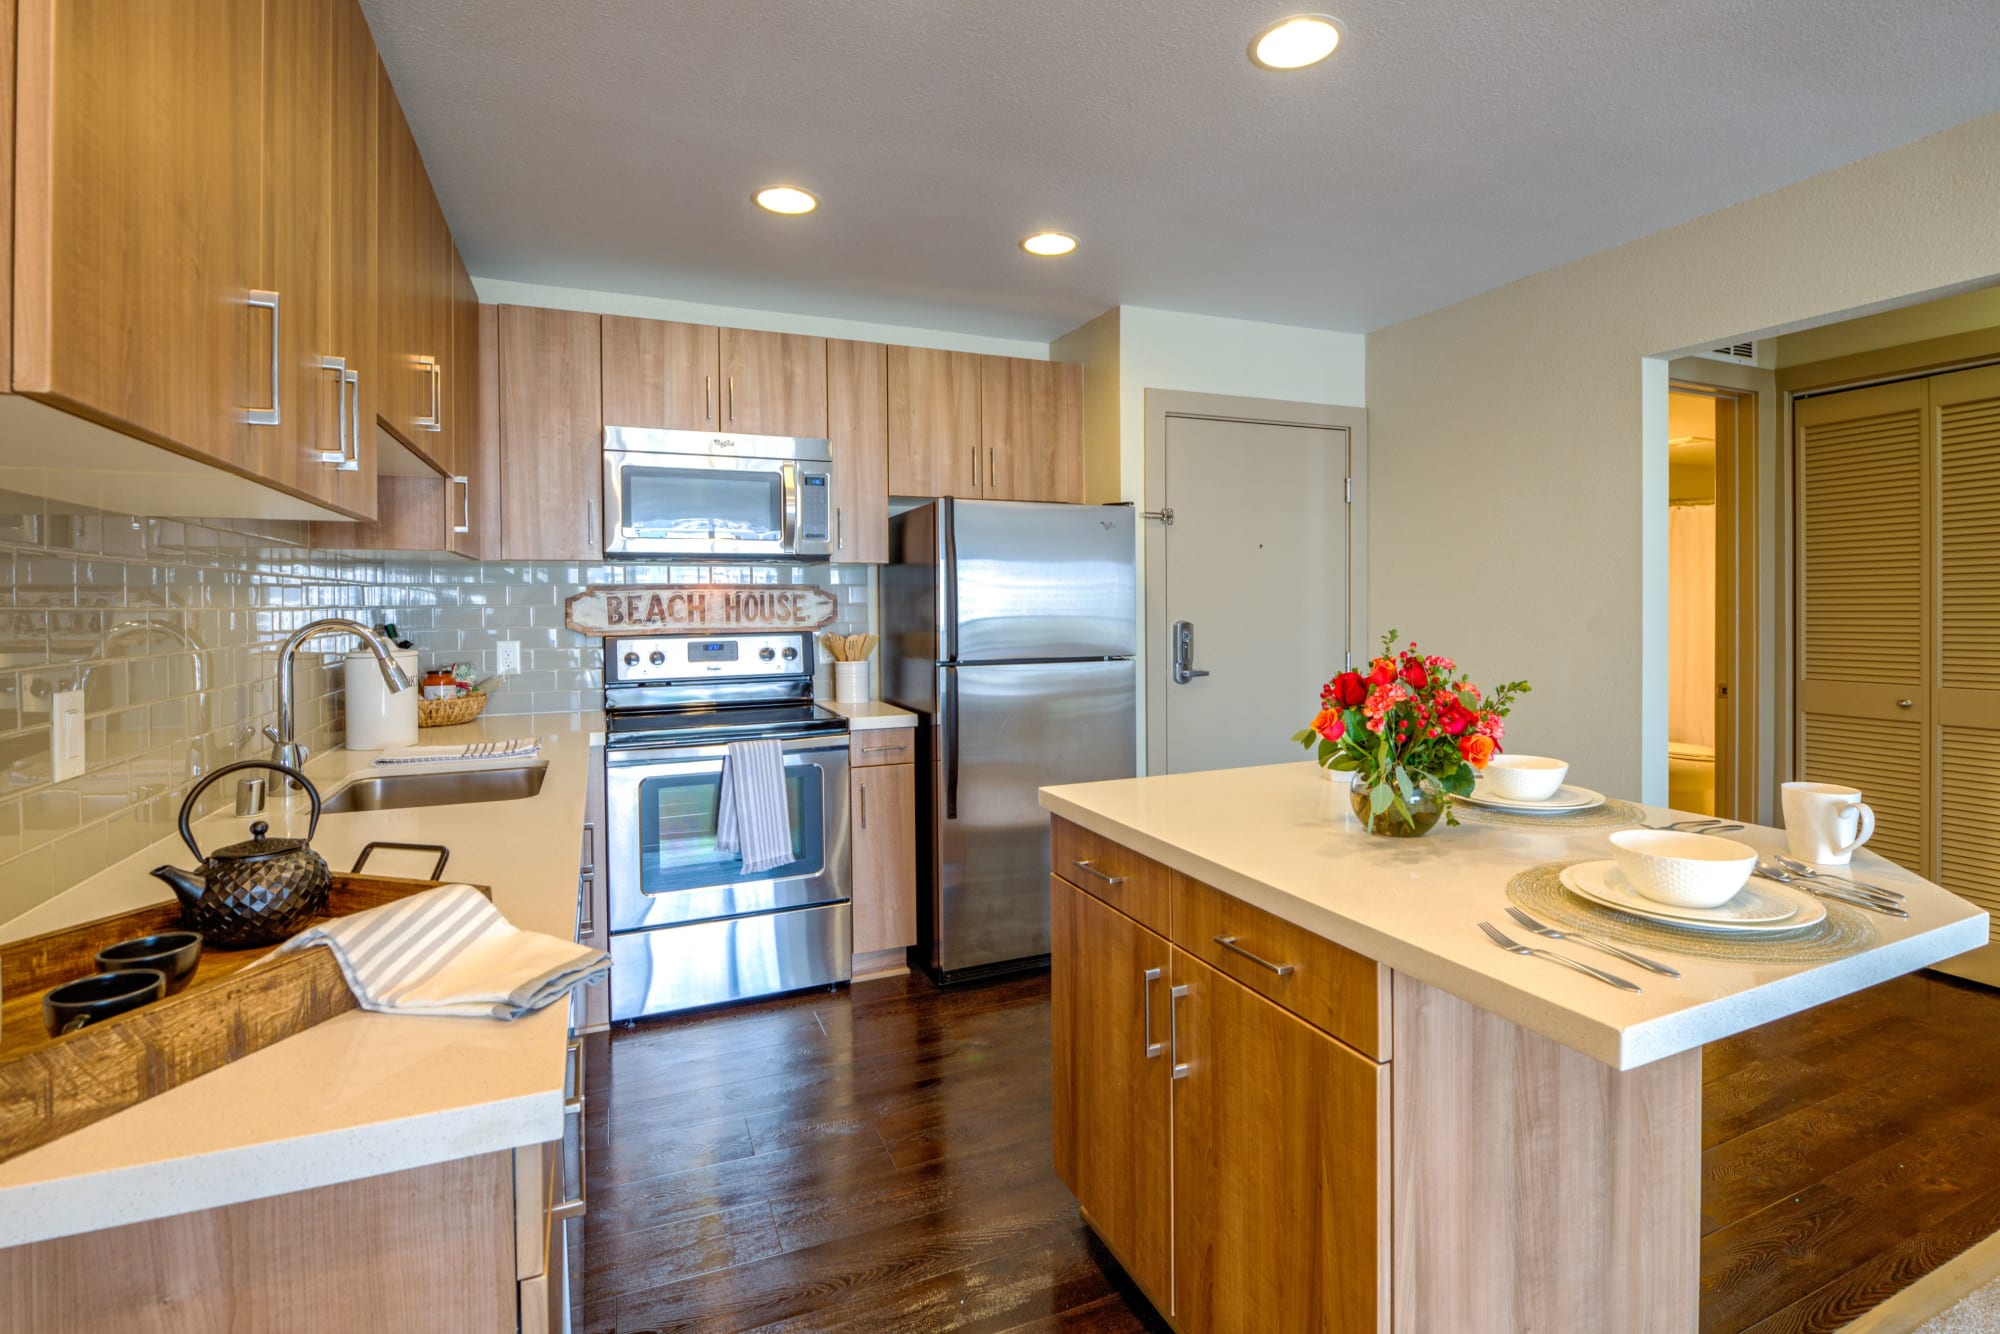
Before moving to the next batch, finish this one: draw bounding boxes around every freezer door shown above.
[950,501,1136,662]
[933,659,1136,975]
[881,500,943,711]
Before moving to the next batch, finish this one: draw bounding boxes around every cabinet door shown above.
[827,339,889,563]
[323,0,380,519]
[375,69,430,452]
[851,763,916,954]
[447,257,492,558]
[601,316,718,430]
[1051,877,1173,1308]
[410,153,454,472]
[720,328,827,437]
[13,0,264,474]
[498,306,603,561]
[981,357,1085,503]
[1171,949,1387,1334]
[887,346,980,497]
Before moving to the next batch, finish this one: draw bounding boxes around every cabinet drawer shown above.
[1051,817,1171,937]
[850,728,916,767]
[1172,872,1389,1060]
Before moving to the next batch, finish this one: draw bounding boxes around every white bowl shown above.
[1607,829,1757,909]
[1481,754,1569,802]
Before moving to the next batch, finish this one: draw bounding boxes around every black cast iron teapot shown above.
[151,760,332,949]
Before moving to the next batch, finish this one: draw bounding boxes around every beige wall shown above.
[1367,111,2000,803]
[1775,279,2000,366]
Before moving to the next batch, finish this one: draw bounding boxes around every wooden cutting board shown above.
[0,872,488,1165]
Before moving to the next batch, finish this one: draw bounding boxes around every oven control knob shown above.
[781,647,799,661]
[622,652,640,667]
[759,647,776,662]
[649,651,666,666]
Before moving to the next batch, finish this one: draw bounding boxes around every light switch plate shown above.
[496,639,522,675]
[52,688,85,781]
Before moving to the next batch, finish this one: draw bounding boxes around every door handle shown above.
[705,374,713,420]
[244,291,281,426]
[316,357,348,463]
[413,355,440,430]
[339,367,361,470]
[451,475,471,534]
[859,779,869,830]
[1169,983,1190,1080]
[943,667,959,821]
[728,376,736,422]
[1142,967,1163,1059]
[1171,620,1211,685]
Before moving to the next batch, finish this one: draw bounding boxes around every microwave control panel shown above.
[799,473,830,542]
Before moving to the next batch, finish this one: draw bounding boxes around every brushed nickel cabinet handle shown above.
[859,780,869,830]
[245,290,281,426]
[1170,983,1190,1080]
[315,356,348,463]
[705,373,713,420]
[1142,967,1163,1059]
[1070,859,1125,886]
[989,447,995,491]
[1213,934,1296,976]
[837,507,845,551]
[412,354,441,430]
[576,871,593,937]
[451,475,471,534]
[551,1087,588,1221]
[582,820,596,874]
[728,376,735,422]
[339,368,361,470]
[1897,698,1915,709]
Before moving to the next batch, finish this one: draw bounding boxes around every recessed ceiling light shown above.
[754,186,818,215]
[1020,231,1078,257]
[1248,14,1343,70]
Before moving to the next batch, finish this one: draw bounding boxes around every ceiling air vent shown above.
[1691,339,1768,368]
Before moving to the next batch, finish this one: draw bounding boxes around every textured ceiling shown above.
[361,0,2000,341]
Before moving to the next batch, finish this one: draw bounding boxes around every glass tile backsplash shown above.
[0,488,873,924]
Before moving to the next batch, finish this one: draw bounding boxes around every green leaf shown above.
[1369,782,1394,814]
[1457,689,1478,710]
[1395,766,1417,808]
[1329,756,1359,772]
[1442,763,1476,797]
[1292,728,1315,747]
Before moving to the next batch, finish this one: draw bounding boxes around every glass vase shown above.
[1347,772,1444,838]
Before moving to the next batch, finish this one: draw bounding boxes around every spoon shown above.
[1754,863,1907,916]
[1773,854,1904,900]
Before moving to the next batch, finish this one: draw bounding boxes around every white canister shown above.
[834,660,870,704]
[345,648,420,750]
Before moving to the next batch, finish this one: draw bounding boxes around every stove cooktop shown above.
[603,701,848,748]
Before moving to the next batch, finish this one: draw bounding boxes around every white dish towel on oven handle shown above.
[715,738,794,875]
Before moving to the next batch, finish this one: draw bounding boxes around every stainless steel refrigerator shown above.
[883,499,1137,981]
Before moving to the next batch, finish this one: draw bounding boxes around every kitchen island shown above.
[1040,762,1988,1334]
[0,712,602,1332]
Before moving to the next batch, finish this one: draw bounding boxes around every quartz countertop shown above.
[0,712,601,1248]
[821,699,916,730]
[1041,762,1988,1071]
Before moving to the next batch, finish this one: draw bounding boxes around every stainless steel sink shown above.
[319,763,549,814]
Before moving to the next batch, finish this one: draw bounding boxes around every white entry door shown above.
[1152,413,1352,774]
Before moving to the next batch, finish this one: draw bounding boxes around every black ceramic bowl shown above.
[95,930,204,993]
[43,969,167,1037]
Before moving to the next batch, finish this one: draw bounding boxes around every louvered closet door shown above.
[1934,365,2000,945]
[1795,380,1930,876]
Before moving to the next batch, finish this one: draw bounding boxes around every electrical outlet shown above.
[496,639,522,675]
[52,689,85,781]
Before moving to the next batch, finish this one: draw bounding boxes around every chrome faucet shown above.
[266,618,413,771]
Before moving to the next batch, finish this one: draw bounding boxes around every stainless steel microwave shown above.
[602,427,834,559]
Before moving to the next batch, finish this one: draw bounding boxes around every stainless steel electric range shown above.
[601,631,852,1020]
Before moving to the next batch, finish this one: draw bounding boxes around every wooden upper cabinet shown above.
[826,339,889,564]
[720,328,827,437]
[982,357,1084,503]
[601,316,718,430]
[323,0,380,519]
[1051,877,1174,1308]
[498,306,603,562]
[447,261,490,559]
[375,66,450,470]
[887,346,980,497]
[12,0,265,474]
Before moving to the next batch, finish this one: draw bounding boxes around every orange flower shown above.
[1459,734,1496,769]
[1312,708,1346,743]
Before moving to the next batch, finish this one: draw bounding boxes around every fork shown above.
[1752,863,1908,917]
[1478,921,1642,992]
[1642,818,1747,834]
[1773,854,1905,901]
[1504,906,1681,978]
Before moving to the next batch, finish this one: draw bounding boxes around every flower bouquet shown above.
[1293,631,1529,836]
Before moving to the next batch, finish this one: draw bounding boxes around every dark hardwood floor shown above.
[578,967,2000,1334]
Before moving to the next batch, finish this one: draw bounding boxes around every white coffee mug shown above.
[1781,781,1876,865]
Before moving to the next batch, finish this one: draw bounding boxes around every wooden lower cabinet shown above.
[1052,876,1385,1332]
[851,757,917,965]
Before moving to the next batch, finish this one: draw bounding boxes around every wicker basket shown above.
[417,693,489,728]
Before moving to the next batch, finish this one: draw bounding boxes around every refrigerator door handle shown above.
[943,665,959,821]
[942,500,959,664]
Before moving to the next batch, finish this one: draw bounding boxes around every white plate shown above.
[1558,860,1825,933]
[1459,781,1607,813]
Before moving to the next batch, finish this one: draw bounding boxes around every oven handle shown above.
[604,734,851,766]
[943,665,958,821]
[781,463,800,552]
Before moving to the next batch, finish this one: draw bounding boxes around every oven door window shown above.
[621,464,783,542]
[639,762,824,896]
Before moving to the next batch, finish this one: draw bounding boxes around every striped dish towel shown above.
[372,737,543,766]
[715,738,795,875]
[267,884,609,1019]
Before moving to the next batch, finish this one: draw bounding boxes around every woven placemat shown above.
[1453,796,1647,831]
[1505,861,1877,963]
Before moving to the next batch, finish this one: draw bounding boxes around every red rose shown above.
[1330,670,1367,708]
[1311,708,1345,743]
[1367,657,1397,687]
[1400,660,1429,689]
[1440,701,1477,736]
